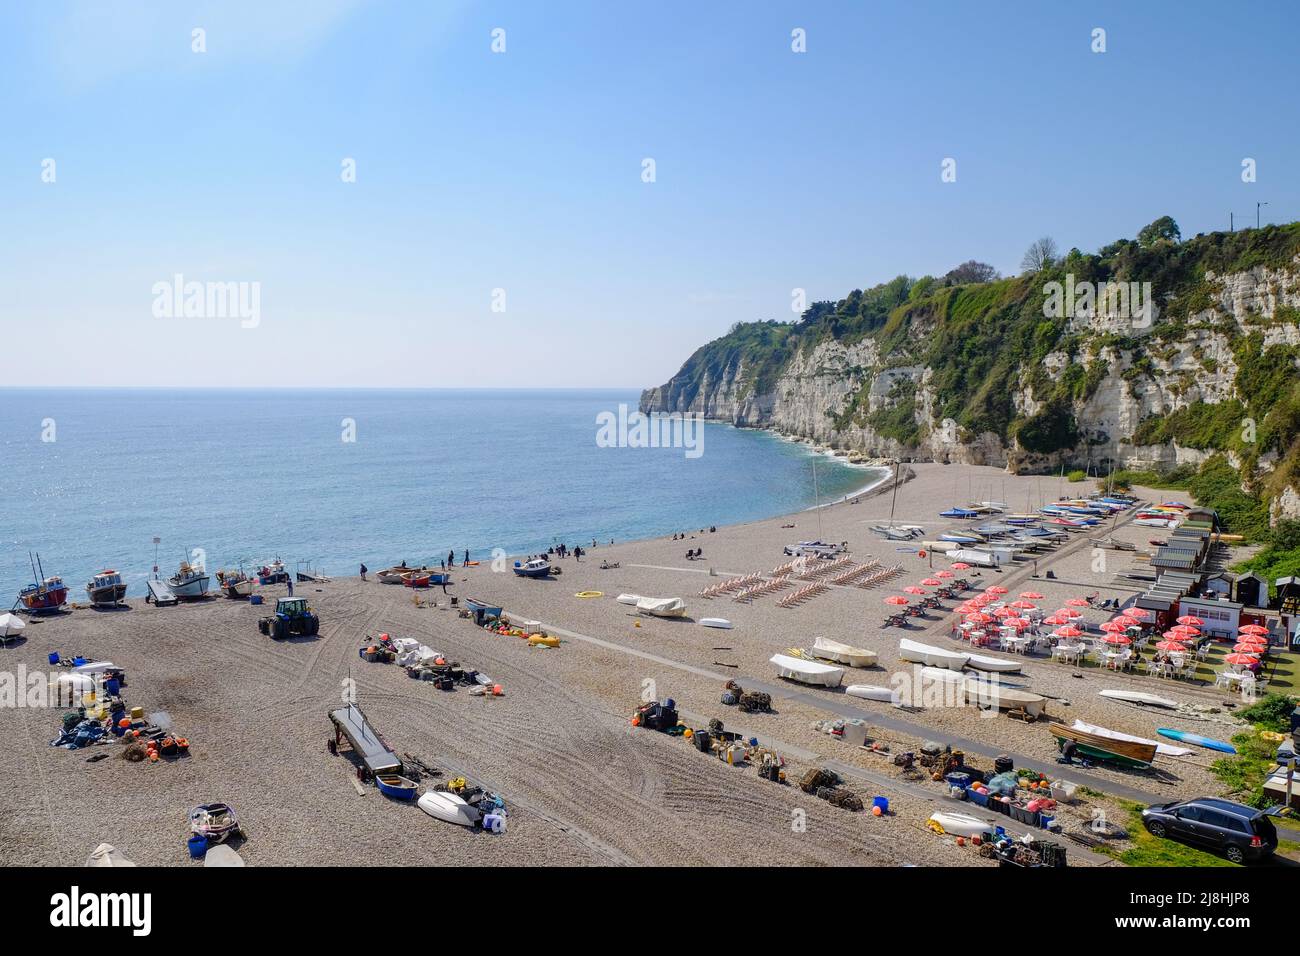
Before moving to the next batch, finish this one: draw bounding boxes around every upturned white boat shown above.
[769,653,844,688]
[418,791,481,827]
[899,638,969,670]
[1071,719,1191,757]
[812,636,878,668]
[928,812,990,839]
[964,650,1022,674]
[845,684,903,705]
[699,618,733,629]
[1099,689,1177,709]
[964,678,1046,717]
[616,593,641,606]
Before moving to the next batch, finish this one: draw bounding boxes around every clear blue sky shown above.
[1,1,1296,388]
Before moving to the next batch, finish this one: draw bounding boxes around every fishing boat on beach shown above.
[1051,725,1156,768]
[216,569,254,599]
[17,554,68,613]
[512,558,554,579]
[402,570,432,588]
[169,561,210,600]
[85,570,128,607]
[257,558,289,584]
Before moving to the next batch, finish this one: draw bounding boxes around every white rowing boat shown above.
[899,638,969,671]
[1071,719,1192,758]
[845,684,902,706]
[699,618,733,629]
[769,653,844,688]
[927,812,990,839]
[812,636,878,668]
[964,678,1046,718]
[964,650,1022,674]
[1099,689,1177,709]
[418,791,481,827]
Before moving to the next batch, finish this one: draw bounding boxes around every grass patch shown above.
[1110,800,1237,867]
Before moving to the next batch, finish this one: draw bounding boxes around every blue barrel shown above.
[48,653,60,665]
[104,678,121,696]
[873,796,889,813]
[249,595,263,606]
[187,835,208,859]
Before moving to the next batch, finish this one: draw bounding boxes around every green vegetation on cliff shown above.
[650,220,1300,474]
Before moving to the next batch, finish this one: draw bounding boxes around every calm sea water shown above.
[0,389,883,597]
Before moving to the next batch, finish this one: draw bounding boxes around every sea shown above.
[0,389,885,597]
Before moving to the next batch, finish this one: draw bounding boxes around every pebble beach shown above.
[0,462,1252,867]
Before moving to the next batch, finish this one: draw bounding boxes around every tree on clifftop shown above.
[1020,236,1059,273]
[1138,215,1181,247]
[943,260,1000,285]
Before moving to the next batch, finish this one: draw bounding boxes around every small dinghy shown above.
[769,653,844,688]
[1099,689,1177,709]
[899,638,969,670]
[845,684,903,706]
[418,790,482,827]
[812,636,877,668]
[616,593,642,606]
[964,678,1046,718]
[927,812,989,839]
[700,618,733,629]
[964,651,1021,674]
[1156,728,1237,754]
[375,774,420,801]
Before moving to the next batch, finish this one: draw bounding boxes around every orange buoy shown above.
[492,684,503,696]
[118,718,130,729]
[872,805,882,817]
[630,716,641,726]
[956,836,966,847]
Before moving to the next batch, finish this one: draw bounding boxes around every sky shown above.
[1,0,1297,388]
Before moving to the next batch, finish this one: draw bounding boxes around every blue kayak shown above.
[1156,728,1237,754]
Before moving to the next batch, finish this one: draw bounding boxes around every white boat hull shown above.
[1099,689,1177,709]
[899,638,969,670]
[964,651,1021,674]
[699,618,733,629]
[769,653,843,688]
[418,791,481,827]
[812,637,878,668]
[928,812,989,839]
[964,678,1045,717]
[845,684,902,705]
[169,576,210,599]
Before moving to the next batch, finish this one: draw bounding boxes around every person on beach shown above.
[574,546,582,562]
[287,576,294,597]
[448,550,455,568]
[463,549,469,565]
[360,563,367,581]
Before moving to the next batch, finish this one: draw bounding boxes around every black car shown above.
[1141,797,1278,864]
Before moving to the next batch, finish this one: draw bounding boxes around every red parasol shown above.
[1053,625,1084,638]
[884,596,908,606]
[1019,591,1044,599]
[950,562,971,570]
[1176,615,1204,627]
[920,578,942,587]
[1102,634,1132,645]
[1066,598,1090,607]
[1154,640,1188,652]
[1099,621,1127,633]
[1224,653,1260,666]
[903,586,927,595]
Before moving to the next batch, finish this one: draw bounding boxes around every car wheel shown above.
[1146,821,1166,838]
[1225,845,1245,864]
